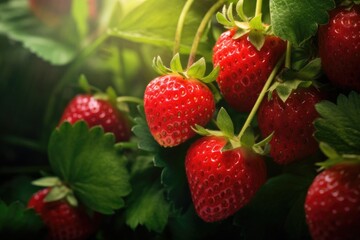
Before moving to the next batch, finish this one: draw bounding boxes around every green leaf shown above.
[200,66,219,83]
[109,0,217,58]
[132,105,161,152]
[186,58,206,79]
[291,40,317,71]
[270,0,335,45]
[319,142,340,159]
[253,132,273,155]
[168,205,226,240]
[234,173,313,240]
[125,180,169,233]
[216,11,232,27]
[216,108,234,138]
[315,92,360,154]
[248,30,265,51]
[249,15,265,31]
[0,201,44,240]
[126,186,169,233]
[78,74,91,93]
[0,0,78,65]
[274,79,312,102]
[297,58,322,80]
[192,124,212,136]
[153,144,192,212]
[170,53,184,73]
[236,0,248,22]
[125,156,169,233]
[71,0,89,39]
[48,121,131,214]
[240,127,255,147]
[66,193,78,207]
[44,185,70,202]
[152,56,171,75]
[31,177,61,187]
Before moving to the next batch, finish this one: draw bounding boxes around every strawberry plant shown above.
[0,0,359,239]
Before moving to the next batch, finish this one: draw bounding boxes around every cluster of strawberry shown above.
[142,2,360,240]
[25,0,360,239]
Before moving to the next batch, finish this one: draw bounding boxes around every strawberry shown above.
[144,75,215,147]
[257,87,326,164]
[318,4,360,92]
[305,163,360,240]
[59,94,131,142]
[185,136,266,222]
[213,28,286,112]
[28,188,100,240]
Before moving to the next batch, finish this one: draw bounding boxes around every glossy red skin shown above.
[305,164,360,240]
[213,29,286,112]
[59,94,131,142]
[28,188,100,240]
[318,5,360,92]
[185,136,266,222]
[257,87,325,165]
[144,75,215,147]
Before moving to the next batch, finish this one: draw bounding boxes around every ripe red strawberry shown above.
[59,94,131,142]
[257,87,326,164]
[28,188,100,240]
[185,136,266,222]
[144,75,215,147]
[318,5,360,92]
[305,163,360,240]
[213,28,286,112]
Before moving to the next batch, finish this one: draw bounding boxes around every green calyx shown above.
[32,177,78,207]
[85,74,142,112]
[216,1,270,50]
[267,58,322,102]
[152,53,219,83]
[317,142,360,170]
[192,108,271,155]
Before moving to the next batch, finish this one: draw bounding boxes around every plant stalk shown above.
[285,41,292,69]
[255,0,263,17]
[237,54,285,140]
[173,0,195,55]
[187,0,225,68]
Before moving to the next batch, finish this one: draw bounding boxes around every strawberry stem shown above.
[237,54,285,140]
[285,41,292,69]
[255,0,263,17]
[173,0,195,55]
[187,0,225,68]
